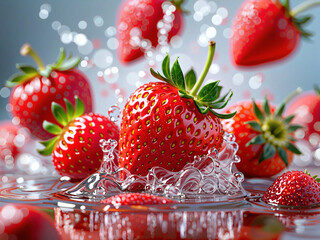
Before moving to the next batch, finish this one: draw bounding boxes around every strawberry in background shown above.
[286,85,320,148]
[231,0,320,66]
[6,44,93,140]
[222,90,302,178]
[117,0,185,63]
[38,96,119,180]
[0,204,61,240]
[119,41,235,176]
[0,121,29,166]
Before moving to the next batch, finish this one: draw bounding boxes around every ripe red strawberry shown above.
[7,44,93,140]
[231,0,315,66]
[38,96,119,180]
[102,193,175,205]
[263,170,320,207]
[222,92,302,177]
[119,41,235,176]
[0,204,61,240]
[0,121,29,162]
[117,0,184,63]
[286,85,320,147]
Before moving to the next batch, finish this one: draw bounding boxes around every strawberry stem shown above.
[190,41,216,97]
[284,87,302,104]
[290,0,320,17]
[20,43,45,71]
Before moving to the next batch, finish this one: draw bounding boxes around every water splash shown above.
[63,133,246,201]
[108,105,121,123]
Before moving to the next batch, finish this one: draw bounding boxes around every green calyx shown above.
[6,44,81,88]
[246,90,303,165]
[170,0,188,13]
[150,41,235,119]
[280,0,320,38]
[37,96,85,156]
[304,169,320,182]
[314,84,320,95]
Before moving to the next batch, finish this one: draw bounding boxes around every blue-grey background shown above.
[0,0,319,121]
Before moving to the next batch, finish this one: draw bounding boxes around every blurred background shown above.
[0,0,319,120]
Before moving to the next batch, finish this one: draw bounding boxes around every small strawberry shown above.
[101,193,175,205]
[119,41,235,176]
[38,96,119,180]
[231,0,318,66]
[263,170,320,207]
[222,90,302,177]
[0,204,61,240]
[117,0,185,63]
[0,121,29,162]
[286,85,320,147]
[7,44,93,140]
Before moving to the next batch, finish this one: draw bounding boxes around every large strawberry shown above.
[0,204,61,240]
[231,0,318,66]
[119,41,235,176]
[117,0,184,63]
[286,85,320,148]
[222,92,302,177]
[38,96,119,180]
[263,170,320,207]
[7,44,93,140]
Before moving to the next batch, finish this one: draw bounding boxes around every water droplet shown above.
[233,155,241,163]
[93,49,113,68]
[78,20,87,30]
[74,33,87,46]
[93,16,104,27]
[108,105,121,122]
[234,172,244,183]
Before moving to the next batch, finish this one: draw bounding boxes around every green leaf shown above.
[56,57,81,71]
[284,115,295,124]
[293,16,311,25]
[252,100,264,122]
[278,147,288,166]
[171,58,185,91]
[64,98,75,122]
[6,73,38,88]
[74,96,85,118]
[162,54,170,79]
[150,68,172,84]
[263,96,271,115]
[198,81,220,102]
[275,102,285,118]
[52,102,68,126]
[39,66,53,78]
[185,69,196,92]
[43,121,62,135]
[178,90,193,99]
[246,134,265,146]
[259,143,276,163]
[55,48,66,67]
[37,136,59,156]
[209,109,236,119]
[209,91,233,109]
[245,121,262,132]
[16,65,38,74]
[314,84,320,95]
[194,101,209,114]
[287,124,303,133]
[286,142,302,155]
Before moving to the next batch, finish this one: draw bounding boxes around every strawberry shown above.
[263,170,320,207]
[231,0,316,66]
[6,44,93,140]
[0,121,29,162]
[117,0,184,63]
[222,91,302,177]
[38,96,119,180]
[0,204,61,240]
[101,193,175,205]
[286,85,320,148]
[119,41,235,176]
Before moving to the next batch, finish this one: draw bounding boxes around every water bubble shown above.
[104,67,119,83]
[234,172,244,183]
[78,40,94,55]
[197,33,209,47]
[223,28,233,39]
[107,38,119,50]
[193,12,203,22]
[105,26,117,37]
[108,105,121,122]
[217,7,228,19]
[232,73,244,86]
[52,21,61,31]
[74,33,88,46]
[293,141,312,167]
[249,74,263,89]
[211,15,223,25]
[58,25,70,35]
[93,16,104,27]
[233,155,241,163]
[39,9,49,19]
[170,36,183,49]
[0,87,10,98]
[60,32,73,44]
[206,27,217,39]
[93,49,113,68]
[209,64,220,74]
[78,20,87,30]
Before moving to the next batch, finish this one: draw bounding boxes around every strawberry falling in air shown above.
[117,0,185,63]
[231,0,320,66]
[38,96,119,180]
[263,170,320,207]
[6,44,93,140]
[119,41,235,177]
[222,89,303,178]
